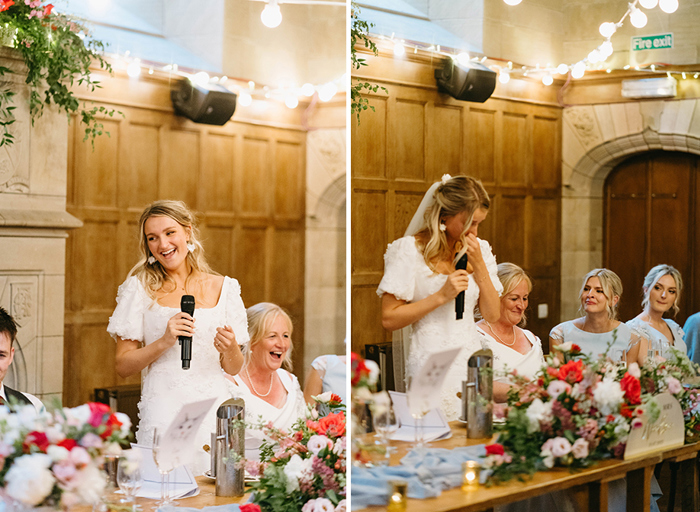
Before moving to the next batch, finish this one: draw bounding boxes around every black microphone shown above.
[180,295,195,370]
[455,253,468,320]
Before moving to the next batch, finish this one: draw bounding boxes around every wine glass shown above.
[117,456,142,509]
[406,377,430,454]
[372,401,398,466]
[152,428,176,508]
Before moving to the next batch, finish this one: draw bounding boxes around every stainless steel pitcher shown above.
[214,397,245,496]
[466,348,493,439]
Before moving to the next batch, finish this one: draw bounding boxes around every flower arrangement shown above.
[483,342,700,483]
[0,0,118,147]
[246,394,346,512]
[0,401,131,508]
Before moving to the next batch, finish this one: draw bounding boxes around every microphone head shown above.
[181,294,195,316]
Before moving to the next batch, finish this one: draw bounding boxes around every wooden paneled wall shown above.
[64,75,306,406]
[351,51,562,356]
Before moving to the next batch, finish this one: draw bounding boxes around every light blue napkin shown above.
[350,444,486,510]
[158,505,244,512]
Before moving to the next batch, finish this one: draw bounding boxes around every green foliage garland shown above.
[350,3,386,123]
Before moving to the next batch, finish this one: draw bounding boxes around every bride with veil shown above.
[377,174,502,421]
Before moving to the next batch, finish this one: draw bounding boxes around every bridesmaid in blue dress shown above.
[626,264,686,359]
[549,268,648,366]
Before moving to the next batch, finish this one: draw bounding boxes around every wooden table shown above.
[356,422,700,512]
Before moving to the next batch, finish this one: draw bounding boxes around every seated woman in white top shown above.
[626,264,686,359]
[476,263,544,403]
[303,353,347,405]
[226,303,305,460]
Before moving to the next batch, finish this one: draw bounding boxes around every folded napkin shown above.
[350,444,486,510]
[158,506,247,512]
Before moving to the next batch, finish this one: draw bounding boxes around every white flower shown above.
[571,438,589,459]
[70,446,91,467]
[45,426,66,444]
[302,500,316,512]
[550,437,572,457]
[666,377,682,394]
[556,342,573,353]
[441,174,452,184]
[16,405,40,430]
[335,499,347,512]
[47,445,70,462]
[546,380,571,399]
[333,436,346,456]
[314,392,333,403]
[314,498,335,512]
[104,442,122,456]
[525,398,552,433]
[283,454,312,493]
[74,464,106,505]
[364,359,379,386]
[307,435,332,456]
[627,362,641,379]
[5,453,55,506]
[593,378,624,415]
[115,412,132,434]
[66,404,90,426]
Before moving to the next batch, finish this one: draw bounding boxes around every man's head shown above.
[0,307,16,386]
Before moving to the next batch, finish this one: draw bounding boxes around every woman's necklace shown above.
[485,321,516,346]
[245,367,274,397]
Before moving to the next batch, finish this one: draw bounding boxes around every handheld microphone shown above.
[180,295,195,370]
[455,253,468,320]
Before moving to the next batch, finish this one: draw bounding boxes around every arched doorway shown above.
[604,151,700,325]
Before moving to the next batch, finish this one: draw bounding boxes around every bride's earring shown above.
[187,242,195,252]
[439,223,446,232]
[148,255,156,264]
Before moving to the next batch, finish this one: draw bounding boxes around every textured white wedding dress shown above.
[107,275,249,474]
[377,236,502,421]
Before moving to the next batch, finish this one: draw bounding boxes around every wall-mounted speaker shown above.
[170,79,237,125]
[434,58,497,103]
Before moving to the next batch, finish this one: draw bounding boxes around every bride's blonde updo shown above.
[128,200,214,298]
[418,175,490,271]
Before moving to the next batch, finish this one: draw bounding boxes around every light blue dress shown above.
[311,354,347,404]
[684,312,700,365]
[549,320,641,361]
[626,317,686,358]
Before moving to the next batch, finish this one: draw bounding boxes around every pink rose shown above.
[627,362,641,379]
[69,446,91,467]
[52,461,78,487]
[571,438,589,459]
[666,377,682,395]
[547,380,571,399]
[550,437,572,458]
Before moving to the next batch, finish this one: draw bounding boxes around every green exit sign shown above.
[632,33,674,51]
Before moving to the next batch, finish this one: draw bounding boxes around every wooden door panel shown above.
[392,99,425,181]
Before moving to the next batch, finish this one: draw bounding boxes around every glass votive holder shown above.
[461,460,481,491]
[387,479,408,511]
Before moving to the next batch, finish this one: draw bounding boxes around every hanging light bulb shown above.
[318,82,337,102]
[639,0,658,8]
[238,91,252,107]
[659,0,679,13]
[457,52,470,66]
[498,70,510,84]
[126,60,141,78]
[588,49,602,64]
[599,22,617,38]
[285,94,299,109]
[599,41,614,59]
[630,7,648,28]
[571,61,586,79]
[301,83,315,97]
[557,63,569,75]
[193,71,210,87]
[261,0,282,28]
[542,74,554,86]
[393,41,405,57]
[503,0,522,5]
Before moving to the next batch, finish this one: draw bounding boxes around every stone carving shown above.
[307,129,345,177]
[566,107,602,149]
[11,283,32,323]
[0,106,29,193]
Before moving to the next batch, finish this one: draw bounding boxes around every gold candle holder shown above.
[387,480,408,511]
[461,460,481,491]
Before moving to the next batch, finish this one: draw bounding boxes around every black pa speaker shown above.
[434,58,496,103]
[170,79,237,125]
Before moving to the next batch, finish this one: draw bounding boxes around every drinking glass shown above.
[117,456,142,509]
[406,377,430,453]
[152,429,176,508]
[372,400,399,465]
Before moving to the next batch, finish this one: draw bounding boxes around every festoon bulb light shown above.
[261,0,282,28]
[599,22,617,38]
[557,63,569,75]
[542,74,553,86]
[571,61,586,79]
[630,6,648,28]
[393,41,405,57]
[238,92,252,107]
[503,0,522,5]
[457,52,471,66]
[659,0,679,13]
[639,0,658,8]
[498,70,510,84]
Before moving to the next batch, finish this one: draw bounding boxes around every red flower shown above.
[43,3,53,16]
[620,404,635,419]
[330,393,342,404]
[620,372,641,405]
[546,367,559,378]
[240,504,261,512]
[557,360,584,384]
[88,402,111,428]
[485,443,505,456]
[351,352,369,386]
[0,0,13,13]
[57,438,78,451]
[100,413,123,439]
[23,431,50,453]
[571,344,581,353]
[318,411,346,437]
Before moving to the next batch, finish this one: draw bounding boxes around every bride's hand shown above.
[214,325,237,353]
[439,269,470,302]
[464,233,485,270]
[164,312,195,346]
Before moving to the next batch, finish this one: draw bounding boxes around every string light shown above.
[457,52,470,66]
[238,92,252,107]
[542,74,553,86]
[599,22,616,38]
[503,0,522,5]
[261,0,282,28]
[557,63,569,75]
[284,94,299,109]
[393,40,405,57]
[126,60,141,78]
[659,0,679,12]
[630,5,648,28]
[639,0,658,8]
[498,70,510,84]
[318,82,338,102]
[571,62,586,79]
[301,83,315,96]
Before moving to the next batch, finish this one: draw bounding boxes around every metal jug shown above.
[466,348,493,439]
[214,397,245,496]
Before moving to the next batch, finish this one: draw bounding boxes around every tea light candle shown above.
[461,460,480,490]
[387,480,408,511]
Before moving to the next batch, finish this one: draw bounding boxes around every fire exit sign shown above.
[632,33,674,51]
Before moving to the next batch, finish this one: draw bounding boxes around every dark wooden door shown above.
[604,151,699,326]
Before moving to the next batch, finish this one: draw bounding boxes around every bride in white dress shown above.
[107,200,248,474]
[378,174,502,421]
[226,303,305,460]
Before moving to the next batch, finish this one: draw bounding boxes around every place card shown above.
[406,346,463,416]
[131,443,199,499]
[624,392,684,460]
[388,391,451,442]
[158,397,217,469]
